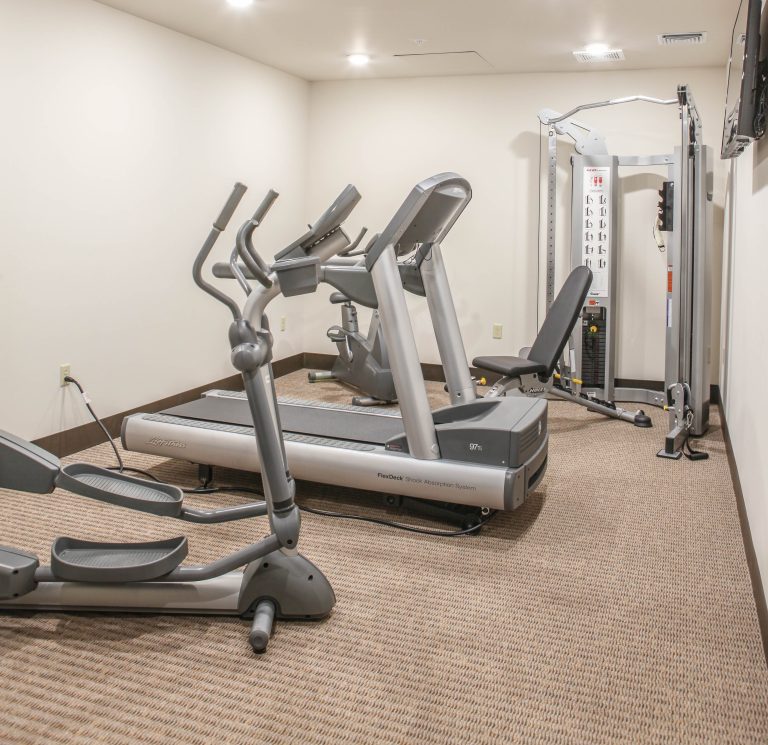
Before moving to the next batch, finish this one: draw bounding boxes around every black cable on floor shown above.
[298,503,498,537]
[66,375,260,495]
[683,436,709,461]
[66,375,489,535]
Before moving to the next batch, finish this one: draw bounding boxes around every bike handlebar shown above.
[338,227,369,257]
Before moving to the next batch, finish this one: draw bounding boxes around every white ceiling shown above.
[94,0,740,82]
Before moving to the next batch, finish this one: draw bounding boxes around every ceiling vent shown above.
[573,49,625,63]
[658,32,707,46]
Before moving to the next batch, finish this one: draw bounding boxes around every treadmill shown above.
[123,174,548,513]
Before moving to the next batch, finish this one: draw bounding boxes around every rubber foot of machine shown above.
[634,412,653,428]
[307,372,336,383]
[351,396,396,407]
[656,449,683,460]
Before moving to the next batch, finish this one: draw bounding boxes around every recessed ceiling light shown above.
[573,44,625,63]
[347,54,370,67]
[227,0,253,8]
[584,43,611,57]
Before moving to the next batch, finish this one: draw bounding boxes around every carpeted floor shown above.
[1,370,767,744]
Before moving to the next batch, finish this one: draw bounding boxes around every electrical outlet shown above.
[59,364,71,387]
[492,323,503,340]
[280,316,287,332]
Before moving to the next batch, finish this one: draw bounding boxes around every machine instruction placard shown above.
[581,166,611,298]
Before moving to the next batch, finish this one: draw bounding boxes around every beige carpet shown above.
[1,370,767,745]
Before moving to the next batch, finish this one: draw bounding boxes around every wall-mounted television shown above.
[722,0,764,159]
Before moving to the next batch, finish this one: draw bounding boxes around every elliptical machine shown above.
[0,182,347,654]
[308,230,398,406]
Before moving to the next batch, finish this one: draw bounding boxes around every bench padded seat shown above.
[472,356,547,379]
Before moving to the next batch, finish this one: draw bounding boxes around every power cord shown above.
[65,375,492,535]
[299,503,497,536]
[67,375,258,490]
[683,435,709,461]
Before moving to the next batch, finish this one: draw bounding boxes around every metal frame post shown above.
[370,244,440,460]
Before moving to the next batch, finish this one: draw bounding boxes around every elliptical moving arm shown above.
[236,190,278,289]
[193,182,248,320]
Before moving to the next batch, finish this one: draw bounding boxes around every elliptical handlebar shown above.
[213,182,248,231]
[194,183,280,319]
[251,189,279,226]
[235,190,278,290]
[193,182,249,321]
[229,246,252,297]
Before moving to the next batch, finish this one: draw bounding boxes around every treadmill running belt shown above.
[162,396,406,446]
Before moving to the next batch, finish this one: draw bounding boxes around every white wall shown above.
[721,138,768,602]
[0,0,309,441]
[306,68,726,382]
[0,3,728,446]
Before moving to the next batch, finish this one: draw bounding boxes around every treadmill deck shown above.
[163,394,406,446]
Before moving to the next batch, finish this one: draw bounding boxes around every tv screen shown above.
[722,0,763,159]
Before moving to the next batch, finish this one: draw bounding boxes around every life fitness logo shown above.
[147,437,187,450]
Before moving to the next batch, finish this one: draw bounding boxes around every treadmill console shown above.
[366,173,472,269]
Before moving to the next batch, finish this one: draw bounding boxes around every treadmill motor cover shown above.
[386,397,547,468]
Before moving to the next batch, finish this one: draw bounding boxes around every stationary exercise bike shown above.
[308,230,398,406]
[0,182,345,653]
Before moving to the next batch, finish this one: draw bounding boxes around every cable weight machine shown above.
[538,84,711,460]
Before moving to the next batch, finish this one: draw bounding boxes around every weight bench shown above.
[474,267,652,428]
[474,266,593,397]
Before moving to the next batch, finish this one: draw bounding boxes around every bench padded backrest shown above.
[528,266,593,378]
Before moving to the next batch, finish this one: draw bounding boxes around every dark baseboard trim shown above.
[32,352,477,458]
[303,353,452,384]
[615,378,664,391]
[273,353,305,379]
[302,352,336,372]
[718,400,768,668]
[33,353,305,458]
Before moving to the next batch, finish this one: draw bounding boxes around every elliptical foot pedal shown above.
[58,464,184,517]
[50,536,188,582]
